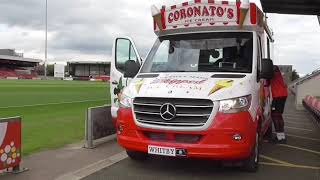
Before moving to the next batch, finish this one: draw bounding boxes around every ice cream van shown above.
[110,0,275,172]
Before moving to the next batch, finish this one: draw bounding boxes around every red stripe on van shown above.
[161,7,167,29]
[250,3,257,24]
[236,2,241,24]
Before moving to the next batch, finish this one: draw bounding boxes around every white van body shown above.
[110,0,275,172]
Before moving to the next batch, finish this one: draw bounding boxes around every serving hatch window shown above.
[140,32,253,73]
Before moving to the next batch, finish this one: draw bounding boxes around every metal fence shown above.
[303,96,320,123]
[85,105,116,149]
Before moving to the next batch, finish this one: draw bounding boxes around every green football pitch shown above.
[0,80,110,156]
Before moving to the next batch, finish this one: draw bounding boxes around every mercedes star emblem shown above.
[160,103,176,121]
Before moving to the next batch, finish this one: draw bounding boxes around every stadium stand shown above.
[67,61,110,81]
[0,49,41,79]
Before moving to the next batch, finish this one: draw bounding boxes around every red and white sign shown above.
[153,1,265,34]
[0,117,21,171]
[166,2,237,27]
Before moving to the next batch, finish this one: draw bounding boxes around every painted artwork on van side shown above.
[113,77,124,105]
[208,80,234,96]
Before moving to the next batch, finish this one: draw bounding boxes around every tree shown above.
[35,64,54,76]
[46,64,54,76]
[35,64,45,75]
[292,69,300,81]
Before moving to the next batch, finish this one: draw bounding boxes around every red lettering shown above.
[167,5,234,23]
[227,8,234,19]
[193,6,201,17]
[174,11,180,21]
[209,6,216,16]
[187,7,193,17]
[180,9,187,20]
[217,7,224,17]
[202,6,210,16]
[168,12,174,23]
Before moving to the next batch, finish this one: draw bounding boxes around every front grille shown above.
[133,97,214,127]
[143,131,202,143]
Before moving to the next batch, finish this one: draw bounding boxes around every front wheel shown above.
[243,132,259,172]
[126,150,148,161]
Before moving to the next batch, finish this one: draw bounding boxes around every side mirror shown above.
[124,60,140,78]
[260,58,274,80]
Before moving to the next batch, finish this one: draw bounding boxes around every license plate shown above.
[148,145,176,157]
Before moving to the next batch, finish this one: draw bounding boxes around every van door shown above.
[258,36,272,130]
[110,37,141,119]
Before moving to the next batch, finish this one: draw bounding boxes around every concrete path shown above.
[83,95,320,180]
[1,138,122,180]
[1,95,319,180]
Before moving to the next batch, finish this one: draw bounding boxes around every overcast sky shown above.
[0,0,319,75]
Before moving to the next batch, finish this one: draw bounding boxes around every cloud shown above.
[0,0,157,62]
[0,0,319,74]
[268,14,320,73]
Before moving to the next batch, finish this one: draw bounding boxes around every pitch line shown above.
[285,126,314,132]
[260,162,320,170]
[277,144,320,155]
[259,155,294,166]
[284,121,313,126]
[0,99,108,109]
[286,133,320,142]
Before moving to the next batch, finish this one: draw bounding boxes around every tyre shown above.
[243,132,259,172]
[126,150,148,161]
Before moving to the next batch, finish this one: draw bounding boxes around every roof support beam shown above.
[261,0,320,15]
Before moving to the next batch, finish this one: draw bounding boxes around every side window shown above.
[116,39,138,72]
[257,37,262,78]
[130,45,138,61]
[267,38,271,59]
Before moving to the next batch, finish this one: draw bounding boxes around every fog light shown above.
[117,124,124,134]
[233,134,242,141]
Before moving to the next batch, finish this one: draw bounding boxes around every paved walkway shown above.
[1,138,122,180]
[1,95,319,180]
[84,95,320,180]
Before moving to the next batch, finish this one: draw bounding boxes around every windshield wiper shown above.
[153,70,190,72]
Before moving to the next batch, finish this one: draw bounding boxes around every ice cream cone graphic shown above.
[151,5,163,31]
[239,0,249,28]
[208,80,234,96]
[135,79,144,93]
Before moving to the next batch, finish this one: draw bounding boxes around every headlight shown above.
[120,94,133,108]
[219,95,252,113]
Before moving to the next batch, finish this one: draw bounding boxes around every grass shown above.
[0,80,110,156]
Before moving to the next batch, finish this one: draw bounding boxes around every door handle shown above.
[112,81,118,85]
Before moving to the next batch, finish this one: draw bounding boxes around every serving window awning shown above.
[261,0,320,15]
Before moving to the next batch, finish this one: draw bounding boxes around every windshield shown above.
[140,32,253,73]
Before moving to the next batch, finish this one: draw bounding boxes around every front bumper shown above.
[116,108,257,160]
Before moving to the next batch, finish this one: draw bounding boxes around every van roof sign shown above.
[153,0,265,36]
[167,2,238,26]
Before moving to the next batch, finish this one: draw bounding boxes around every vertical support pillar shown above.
[85,108,93,149]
